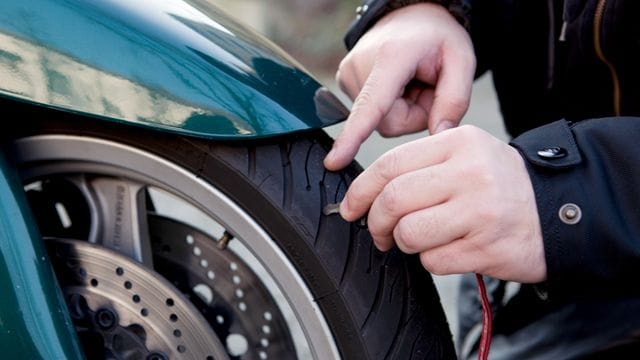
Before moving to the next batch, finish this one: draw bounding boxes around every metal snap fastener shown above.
[559,203,582,225]
[537,147,567,159]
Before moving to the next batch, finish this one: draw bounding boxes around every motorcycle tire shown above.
[5,98,456,359]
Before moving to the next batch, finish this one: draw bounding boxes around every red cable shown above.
[475,274,493,360]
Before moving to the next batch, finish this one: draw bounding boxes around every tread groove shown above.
[279,143,293,210]
[334,176,346,203]
[338,224,357,286]
[360,266,386,332]
[383,272,410,359]
[314,180,329,246]
[303,141,315,190]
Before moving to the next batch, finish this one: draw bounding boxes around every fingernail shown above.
[435,120,455,134]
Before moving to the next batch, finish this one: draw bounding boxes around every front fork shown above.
[0,151,84,359]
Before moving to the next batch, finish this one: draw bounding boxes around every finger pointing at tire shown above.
[324,3,476,171]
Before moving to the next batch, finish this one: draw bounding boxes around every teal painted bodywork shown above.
[0,0,348,139]
[0,152,84,359]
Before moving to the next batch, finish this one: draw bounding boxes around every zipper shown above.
[546,0,556,90]
[594,0,622,115]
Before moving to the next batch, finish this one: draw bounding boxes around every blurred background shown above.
[215,0,509,343]
[216,0,359,83]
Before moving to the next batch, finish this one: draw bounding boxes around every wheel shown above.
[4,101,456,359]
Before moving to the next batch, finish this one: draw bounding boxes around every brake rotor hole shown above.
[124,281,133,289]
[173,329,182,338]
[238,302,247,312]
[216,315,224,324]
[193,284,214,304]
[132,294,141,303]
[185,235,194,245]
[235,289,244,298]
[225,333,248,356]
[170,314,178,322]
[262,325,271,334]
[177,345,186,353]
[230,262,238,271]
[116,267,124,276]
[90,278,98,287]
[166,298,174,307]
[261,338,269,348]
[259,350,268,359]
[78,268,87,278]
[193,246,201,256]
[140,308,149,317]
[207,270,215,280]
[200,259,208,268]
[263,312,272,321]
[233,275,241,285]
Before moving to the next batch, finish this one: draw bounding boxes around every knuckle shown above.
[377,127,395,138]
[420,251,453,276]
[377,121,400,138]
[353,90,381,119]
[376,149,401,181]
[346,179,369,206]
[465,161,492,183]
[394,220,421,254]
[477,205,500,224]
[337,56,350,73]
[455,124,479,141]
[368,226,387,243]
[378,182,400,215]
[336,70,347,91]
[419,252,444,275]
[377,40,399,59]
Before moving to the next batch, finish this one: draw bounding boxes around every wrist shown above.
[344,0,471,50]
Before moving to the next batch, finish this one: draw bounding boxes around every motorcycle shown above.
[0,0,455,358]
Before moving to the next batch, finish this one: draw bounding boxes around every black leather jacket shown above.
[345,1,640,358]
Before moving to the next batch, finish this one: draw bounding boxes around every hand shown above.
[339,126,546,283]
[324,3,476,171]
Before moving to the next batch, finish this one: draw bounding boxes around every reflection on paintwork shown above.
[0,33,258,134]
[0,0,348,139]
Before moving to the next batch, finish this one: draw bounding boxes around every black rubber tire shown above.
[5,99,456,359]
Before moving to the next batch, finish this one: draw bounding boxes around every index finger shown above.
[340,132,452,221]
[324,53,416,171]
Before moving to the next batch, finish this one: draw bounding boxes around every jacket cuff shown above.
[344,0,471,50]
[509,120,588,301]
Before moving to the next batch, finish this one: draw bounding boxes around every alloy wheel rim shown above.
[12,135,340,360]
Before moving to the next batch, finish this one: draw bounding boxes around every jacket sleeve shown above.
[510,118,640,300]
[343,0,471,50]
[342,0,495,78]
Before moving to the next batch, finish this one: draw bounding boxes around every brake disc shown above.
[48,238,229,360]
[148,214,297,360]
[48,213,297,359]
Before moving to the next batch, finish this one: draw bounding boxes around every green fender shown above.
[0,0,348,139]
[0,152,85,359]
